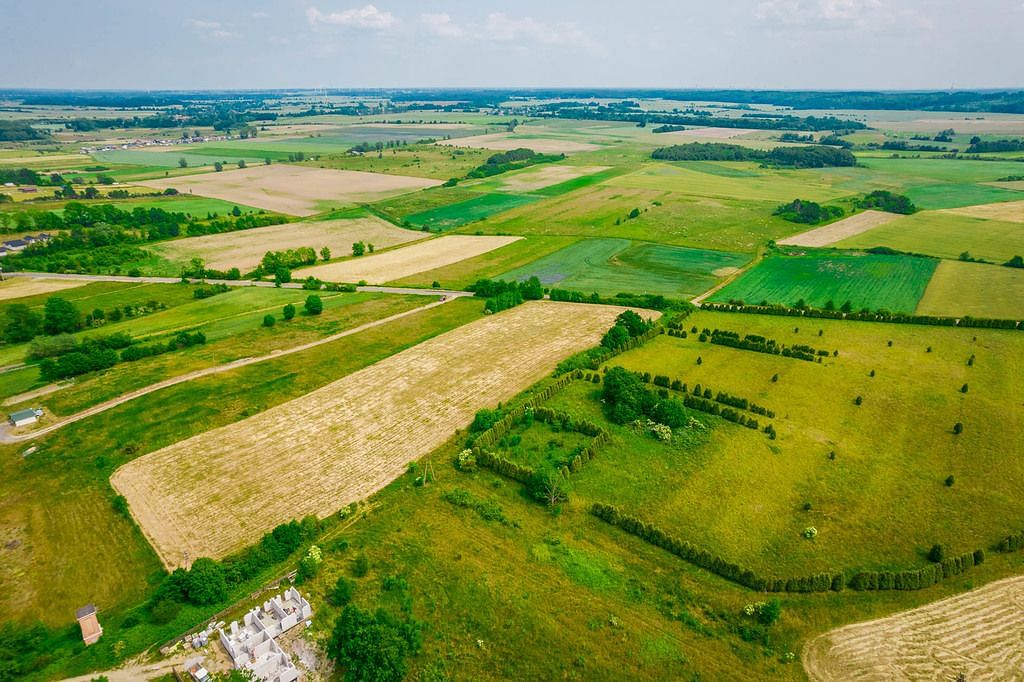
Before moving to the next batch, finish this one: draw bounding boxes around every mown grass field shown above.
[836,211,1024,263]
[709,252,938,312]
[498,237,750,298]
[303,145,492,180]
[916,260,1024,319]
[403,192,538,231]
[0,297,484,627]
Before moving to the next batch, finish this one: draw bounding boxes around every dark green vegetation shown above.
[854,190,917,214]
[773,199,844,225]
[464,148,565,180]
[652,143,857,168]
[710,252,938,313]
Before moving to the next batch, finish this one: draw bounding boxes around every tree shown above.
[3,304,42,343]
[274,266,291,286]
[367,243,375,253]
[237,160,247,169]
[178,157,188,168]
[928,544,945,562]
[328,576,354,607]
[527,471,569,508]
[305,294,323,315]
[231,205,242,217]
[960,383,969,393]
[352,241,366,257]
[757,599,781,625]
[214,162,224,172]
[283,304,296,320]
[262,314,276,327]
[600,324,629,349]
[945,475,955,487]
[953,422,964,435]
[320,246,331,261]
[328,605,421,682]
[186,558,227,605]
[43,297,81,335]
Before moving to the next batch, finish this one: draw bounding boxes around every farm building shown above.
[8,408,43,427]
[75,604,103,646]
[218,587,311,682]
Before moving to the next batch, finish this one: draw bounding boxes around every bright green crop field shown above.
[403,192,538,231]
[498,237,750,298]
[709,252,938,312]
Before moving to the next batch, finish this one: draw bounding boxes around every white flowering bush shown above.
[456,449,477,472]
[631,418,673,442]
[803,526,818,539]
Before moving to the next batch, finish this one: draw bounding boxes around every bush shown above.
[351,552,369,578]
[328,605,422,682]
[149,598,181,625]
[262,314,276,327]
[283,303,296,320]
[928,544,945,562]
[185,558,228,605]
[328,576,354,607]
[304,294,323,315]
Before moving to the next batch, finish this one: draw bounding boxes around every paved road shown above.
[0,296,456,444]
[1,271,473,298]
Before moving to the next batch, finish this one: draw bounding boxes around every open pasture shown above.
[803,576,1024,681]
[437,131,599,154]
[136,164,441,216]
[836,210,1024,263]
[149,216,425,274]
[0,276,88,302]
[657,126,760,139]
[709,252,937,313]
[499,237,749,298]
[111,301,648,567]
[916,260,1024,319]
[777,210,902,247]
[942,198,1024,223]
[554,311,1024,576]
[298,234,521,283]
[475,164,611,193]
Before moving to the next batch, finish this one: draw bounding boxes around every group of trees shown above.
[468,277,544,314]
[0,120,47,141]
[702,301,1023,330]
[601,309,654,350]
[351,241,374,257]
[773,199,844,225]
[855,190,917,214]
[464,148,565,179]
[704,328,829,363]
[651,142,856,168]
[966,138,1024,153]
[329,605,422,682]
[602,366,687,428]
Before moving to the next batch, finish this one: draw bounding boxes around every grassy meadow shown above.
[916,260,1024,319]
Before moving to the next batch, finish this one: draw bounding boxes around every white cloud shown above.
[420,12,464,38]
[190,19,221,29]
[190,19,238,39]
[754,0,896,28]
[306,5,398,30]
[252,11,270,19]
[211,29,238,38]
[419,11,590,47]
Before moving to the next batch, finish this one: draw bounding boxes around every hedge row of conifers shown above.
[591,503,989,594]
[702,302,1023,330]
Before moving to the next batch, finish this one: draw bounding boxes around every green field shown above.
[916,260,1024,319]
[498,237,750,298]
[403,192,538,231]
[91,149,268,168]
[0,297,483,635]
[710,252,938,312]
[837,211,1024,263]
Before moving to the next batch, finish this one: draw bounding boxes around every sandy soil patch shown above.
[659,127,759,140]
[111,300,658,567]
[803,576,1024,681]
[299,235,522,284]
[711,266,742,277]
[778,211,904,247]
[496,165,610,192]
[437,133,598,154]
[0,277,88,302]
[986,180,1024,192]
[941,199,1024,224]
[137,165,441,216]
[151,216,426,272]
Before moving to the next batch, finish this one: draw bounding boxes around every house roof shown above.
[75,604,97,619]
[9,408,38,421]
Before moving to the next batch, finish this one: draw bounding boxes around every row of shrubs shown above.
[555,326,663,375]
[548,289,687,312]
[648,374,775,418]
[469,373,581,450]
[120,331,207,362]
[706,329,828,362]
[703,302,1023,330]
[591,503,986,594]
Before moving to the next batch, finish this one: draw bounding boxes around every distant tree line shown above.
[701,301,1023,330]
[966,138,1024,153]
[459,148,565,181]
[0,120,48,141]
[651,142,856,168]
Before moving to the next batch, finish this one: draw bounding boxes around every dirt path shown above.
[0,297,453,444]
[690,250,764,306]
[803,575,1024,681]
[60,651,195,682]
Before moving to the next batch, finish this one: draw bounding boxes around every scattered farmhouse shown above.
[8,408,43,428]
[75,604,103,646]
[0,233,51,256]
[218,587,311,682]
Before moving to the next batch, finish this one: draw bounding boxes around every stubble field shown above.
[111,301,653,567]
[777,211,903,247]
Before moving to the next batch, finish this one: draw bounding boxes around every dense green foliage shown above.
[855,190,917,214]
[773,199,844,224]
[651,143,856,167]
[328,605,422,682]
[465,148,565,179]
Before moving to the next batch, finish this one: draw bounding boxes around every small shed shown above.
[75,604,103,646]
[8,408,42,428]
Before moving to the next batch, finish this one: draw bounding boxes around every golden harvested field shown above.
[298,235,522,284]
[111,300,656,567]
[495,165,610,192]
[150,216,426,272]
[0,277,88,301]
[803,576,1024,681]
[942,199,1024,224]
[136,164,441,216]
[777,210,903,247]
[437,133,598,154]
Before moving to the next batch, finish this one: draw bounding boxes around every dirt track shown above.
[803,576,1024,681]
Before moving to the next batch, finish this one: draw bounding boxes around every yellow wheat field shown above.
[111,301,657,567]
[803,576,1024,681]
[941,199,1024,224]
[298,234,522,284]
[0,277,88,302]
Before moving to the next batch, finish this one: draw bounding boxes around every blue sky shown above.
[2,0,1022,90]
